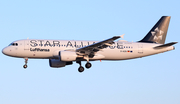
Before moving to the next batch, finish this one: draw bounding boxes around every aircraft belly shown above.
[98,49,138,60]
[99,47,159,60]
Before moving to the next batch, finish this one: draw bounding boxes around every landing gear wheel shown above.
[85,62,92,69]
[23,64,27,69]
[78,66,84,73]
[23,58,28,69]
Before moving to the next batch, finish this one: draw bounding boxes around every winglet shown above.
[120,34,125,39]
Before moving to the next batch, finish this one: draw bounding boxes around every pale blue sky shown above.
[0,0,180,104]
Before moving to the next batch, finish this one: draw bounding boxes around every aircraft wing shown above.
[76,35,123,57]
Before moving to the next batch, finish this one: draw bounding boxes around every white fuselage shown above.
[2,39,174,61]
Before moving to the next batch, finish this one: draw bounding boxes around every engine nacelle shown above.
[60,51,77,61]
[49,59,72,68]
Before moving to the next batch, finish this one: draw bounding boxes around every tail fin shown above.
[140,16,171,44]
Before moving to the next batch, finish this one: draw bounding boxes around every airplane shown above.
[2,16,177,72]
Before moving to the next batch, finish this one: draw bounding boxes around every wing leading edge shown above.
[76,35,123,57]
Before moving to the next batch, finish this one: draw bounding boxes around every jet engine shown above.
[60,51,77,61]
[50,51,77,68]
[53,50,78,61]
[49,59,73,68]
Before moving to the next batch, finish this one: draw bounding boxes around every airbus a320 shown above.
[2,16,177,72]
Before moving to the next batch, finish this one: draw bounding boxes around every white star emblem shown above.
[154,35,163,40]
[151,27,164,41]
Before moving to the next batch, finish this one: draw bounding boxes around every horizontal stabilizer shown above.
[153,42,177,49]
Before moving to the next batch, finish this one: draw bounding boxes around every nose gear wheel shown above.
[23,58,28,69]
[23,64,27,68]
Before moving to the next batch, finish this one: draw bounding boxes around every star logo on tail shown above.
[151,27,164,41]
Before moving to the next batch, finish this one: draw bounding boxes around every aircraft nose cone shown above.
[2,47,9,55]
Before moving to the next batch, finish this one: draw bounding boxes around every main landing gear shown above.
[76,61,92,73]
[23,58,28,69]
[85,62,92,69]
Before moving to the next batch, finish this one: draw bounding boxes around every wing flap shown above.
[76,35,123,56]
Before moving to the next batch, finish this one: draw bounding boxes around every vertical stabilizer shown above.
[140,16,171,44]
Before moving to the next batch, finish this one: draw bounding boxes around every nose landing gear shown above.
[23,58,28,69]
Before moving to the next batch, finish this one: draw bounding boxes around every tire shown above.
[78,66,84,72]
[23,65,27,69]
[85,62,92,69]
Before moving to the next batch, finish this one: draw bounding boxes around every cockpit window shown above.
[9,43,18,46]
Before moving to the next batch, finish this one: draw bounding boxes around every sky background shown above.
[0,0,180,104]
